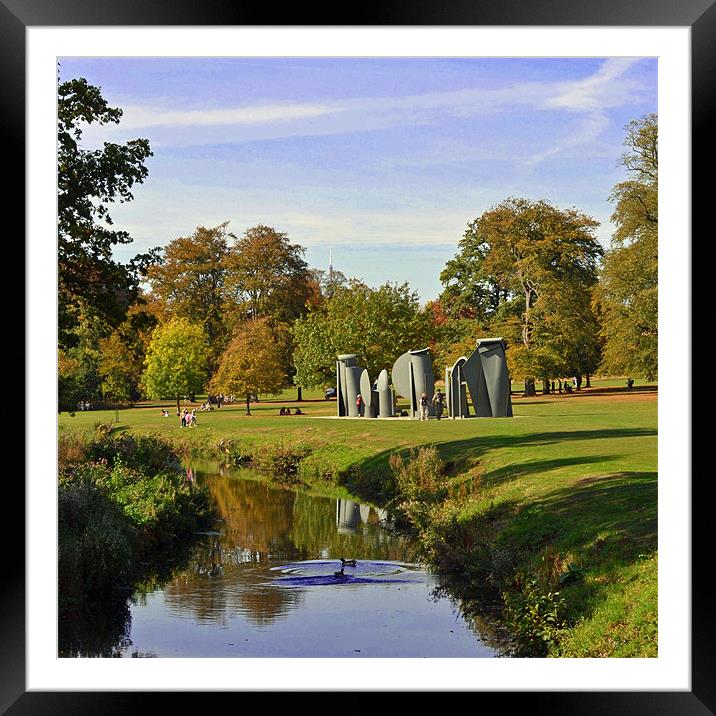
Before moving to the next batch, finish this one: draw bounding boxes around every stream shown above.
[59,463,503,658]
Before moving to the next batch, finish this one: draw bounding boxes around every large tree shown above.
[594,114,658,380]
[208,318,288,415]
[145,223,230,363]
[292,281,428,389]
[440,198,603,392]
[58,76,154,347]
[141,318,210,413]
[223,225,316,325]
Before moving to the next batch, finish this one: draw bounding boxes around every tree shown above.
[441,198,603,392]
[594,114,658,380]
[146,223,230,363]
[292,281,428,389]
[141,318,210,413]
[208,318,288,415]
[310,266,349,301]
[58,76,154,347]
[224,225,315,325]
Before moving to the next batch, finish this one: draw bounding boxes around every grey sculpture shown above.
[391,348,436,418]
[445,338,513,418]
[336,354,364,417]
[375,368,395,418]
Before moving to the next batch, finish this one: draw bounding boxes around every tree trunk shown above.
[297,386,303,402]
[176,395,180,414]
[585,373,591,388]
[245,395,251,416]
[543,379,550,395]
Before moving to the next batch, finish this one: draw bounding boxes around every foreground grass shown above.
[59,381,657,657]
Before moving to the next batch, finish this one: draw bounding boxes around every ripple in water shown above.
[269,559,422,586]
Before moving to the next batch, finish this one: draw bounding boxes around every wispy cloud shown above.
[80,58,648,150]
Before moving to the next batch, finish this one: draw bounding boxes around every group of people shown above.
[352,389,445,420]
[179,408,197,427]
[419,389,444,421]
[279,407,303,415]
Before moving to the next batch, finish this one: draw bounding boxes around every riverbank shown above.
[58,429,215,646]
[58,383,658,656]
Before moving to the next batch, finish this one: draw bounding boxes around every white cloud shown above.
[79,58,651,149]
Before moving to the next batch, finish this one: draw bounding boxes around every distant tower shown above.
[328,248,333,277]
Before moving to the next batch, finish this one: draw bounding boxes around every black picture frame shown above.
[8,0,704,711]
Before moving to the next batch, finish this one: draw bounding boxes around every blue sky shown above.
[59,57,657,303]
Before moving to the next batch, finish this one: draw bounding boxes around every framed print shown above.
[10,0,706,711]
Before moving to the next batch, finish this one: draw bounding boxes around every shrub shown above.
[390,446,448,504]
[58,433,214,609]
[58,475,134,607]
[217,438,253,467]
[502,575,567,656]
[253,440,311,483]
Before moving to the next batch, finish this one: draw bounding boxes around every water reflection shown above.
[155,468,417,628]
[60,464,501,657]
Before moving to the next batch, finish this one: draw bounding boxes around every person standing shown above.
[432,389,444,420]
[419,392,429,421]
[356,394,365,417]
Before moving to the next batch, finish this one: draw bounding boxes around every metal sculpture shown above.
[445,338,513,418]
[391,347,436,419]
[336,353,364,417]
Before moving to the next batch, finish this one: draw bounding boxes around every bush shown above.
[58,433,214,610]
[58,475,134,607]
[252,440,311,483]
[389,446,448,504]
[217,438,253,467]
[502,575,567,656]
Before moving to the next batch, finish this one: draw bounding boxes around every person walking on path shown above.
[419,392,429,421]
[432,389,444,420]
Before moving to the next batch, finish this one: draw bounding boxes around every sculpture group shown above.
[335,338,512,419]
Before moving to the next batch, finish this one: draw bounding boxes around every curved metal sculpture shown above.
[336,354,364,417]
[391,347,436,419]
[445,338,513,418]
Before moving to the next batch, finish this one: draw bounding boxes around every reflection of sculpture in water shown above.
[445,338,513,418]
[335,498,388,534]
[336,499,362,534]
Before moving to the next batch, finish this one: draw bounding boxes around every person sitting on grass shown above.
[294,408,303,415]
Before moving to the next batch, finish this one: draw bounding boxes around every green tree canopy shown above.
[141,318,210,413]
[58,76,154,347]
[146,223,230,362]
[208,318,288,414]
[292,281,428,389]
[439,198,603,387]
[224,225,316,325]
[594,114,658,380]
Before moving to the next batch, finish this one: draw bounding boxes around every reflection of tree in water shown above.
[428,581,514,656]
[59,598,132,658]
[291,493,417,563]
[59,540,199,657]
[207,472,302,559]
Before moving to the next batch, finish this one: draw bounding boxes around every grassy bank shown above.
[58,380,658,656]
[58,429,215,614]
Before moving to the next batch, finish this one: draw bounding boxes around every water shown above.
[61,465,501,658]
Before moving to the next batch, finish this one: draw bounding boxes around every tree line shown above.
[57,77,657,413]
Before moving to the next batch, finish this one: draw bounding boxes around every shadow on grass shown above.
[342,426,657,503]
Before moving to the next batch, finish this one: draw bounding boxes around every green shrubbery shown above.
[58,433,213,610]
[253,440,311,484]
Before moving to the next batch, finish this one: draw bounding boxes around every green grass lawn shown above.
[59,380,658,657]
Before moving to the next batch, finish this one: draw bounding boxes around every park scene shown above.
[57,57,658,659]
